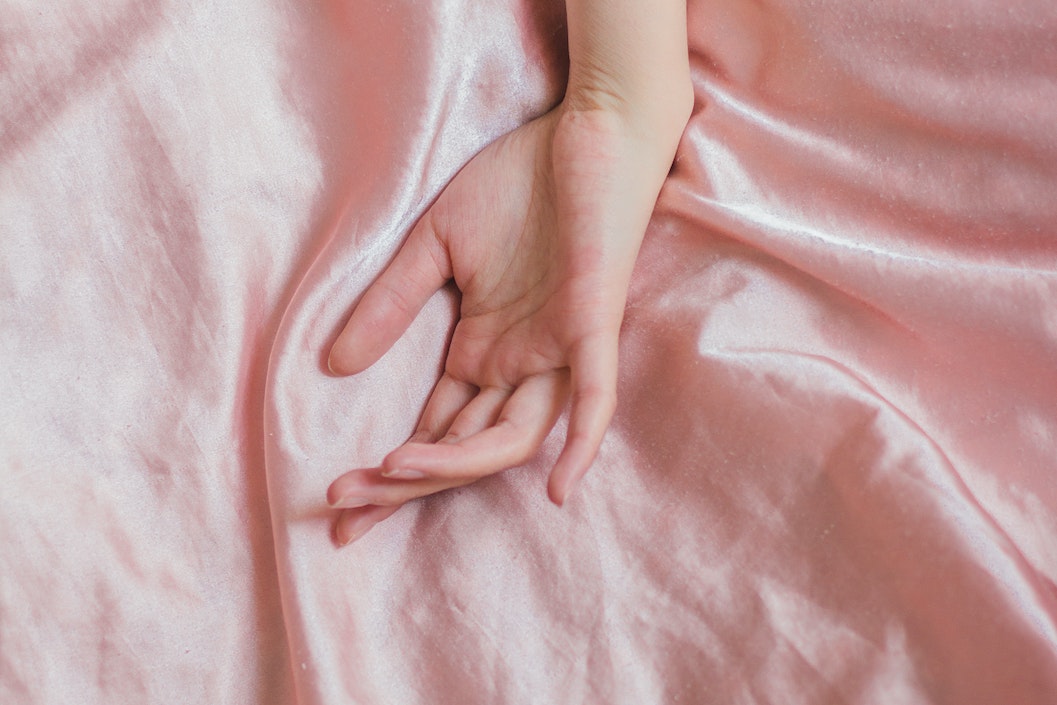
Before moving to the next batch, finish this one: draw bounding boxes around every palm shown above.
[326,104,672,544]
[441,110,625,389]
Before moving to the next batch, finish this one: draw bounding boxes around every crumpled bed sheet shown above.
[1,0,1055,703]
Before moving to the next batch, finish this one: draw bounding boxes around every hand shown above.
[325,98,689,545]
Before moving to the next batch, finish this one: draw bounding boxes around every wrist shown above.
[563,72,693,154]
[563,0,692,145]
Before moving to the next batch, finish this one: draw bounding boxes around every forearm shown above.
[564,0,693,137]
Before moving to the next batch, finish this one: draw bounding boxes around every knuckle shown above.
[576,384,617,411]
[381,283,416,318]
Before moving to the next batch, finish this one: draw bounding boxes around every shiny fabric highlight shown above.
[2,1,1055,703]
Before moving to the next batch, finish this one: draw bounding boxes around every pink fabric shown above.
[3,0,1056,703]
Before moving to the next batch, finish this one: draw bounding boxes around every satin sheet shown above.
[2,0,1055,703]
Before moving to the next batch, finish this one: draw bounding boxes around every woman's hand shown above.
[326,0,691,545]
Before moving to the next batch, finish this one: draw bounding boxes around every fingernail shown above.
[330,495,370,509]
[555,472,585,507]
[337,521,371,546]
[381,468,427,480]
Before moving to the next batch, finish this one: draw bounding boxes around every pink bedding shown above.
[2,0,1055,702]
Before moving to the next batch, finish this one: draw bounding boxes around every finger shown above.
[439,386,510,442]
[547,335,618,506]
[328,467,469,508]
[328,212,451,376]
[381,371,568,481]
[335,504,400,546]
[383,385,510,479]
[413,373,478,441]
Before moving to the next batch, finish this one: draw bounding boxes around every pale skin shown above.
[327,0,693,545]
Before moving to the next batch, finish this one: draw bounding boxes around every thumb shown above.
[328,212,451,376]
